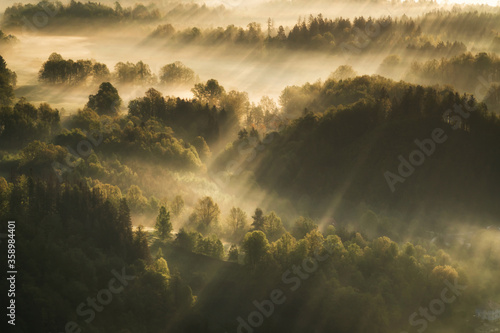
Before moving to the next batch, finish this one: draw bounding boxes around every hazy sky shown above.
[442,0,499,4]
[202,0,500,5]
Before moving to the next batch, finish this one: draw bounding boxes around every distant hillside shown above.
[213,75,500,225]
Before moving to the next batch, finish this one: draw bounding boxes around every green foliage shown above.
[1,16,499,333]
[483,84,500,113]
[38,53,109,85]
[0,177,190,332]
[63,99,204,171]
[213,75,500,224]
[264,211,285,242]
[195,234,224,259]
[329,65,358,81]
[292,217,318,239]
[192,79,225,106]
[0,99,60,148]
[126,185,149,213]
[67,107,101,131]
[128,88,223,144]
[146,12,471,58]
[3,0,160,27]
[242,230,270,267]
[0,29,17,46]
[87,82,122,116]
[271,232,297,267]
[0,55,15,106]
[152,256,170,277]
[251,207,265,231]
[174,227,223,259]
[170,195,185,217]
[225,206,248,241]
[175,228,201,252]
[191,136,211,161]
[407,52,500,93]
[190,196,221,235]
[155,206,173,240]
[228,244,239,261]
[159,61,198,85]
[19,140,67,174]
[114,61,153,84]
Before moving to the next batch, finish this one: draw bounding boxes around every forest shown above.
[1,1,500,333]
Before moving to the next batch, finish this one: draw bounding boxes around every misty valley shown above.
[1,0,500,333]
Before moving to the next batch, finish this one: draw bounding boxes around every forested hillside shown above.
[2,1,500,333]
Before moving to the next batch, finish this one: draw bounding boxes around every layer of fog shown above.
[3,30,436,112]
[3,0,500,239]
[3,0,498,32]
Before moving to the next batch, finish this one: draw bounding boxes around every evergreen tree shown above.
[251,207,265,231]
[228,244,239,262]
[118,198,133,243]
[155,206,173,240]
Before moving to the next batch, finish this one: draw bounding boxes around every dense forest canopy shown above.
[2,1,500,333]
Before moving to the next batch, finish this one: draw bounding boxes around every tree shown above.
[228,244,239,261]
[118,198,133,244]
[38,53,97,85]
[156,247,164,260]
[372,236,399,261]
[226,206,248,239]
[136,60,152,82]
[48,52,63,62]
[193,196,220,234]
[134,225,151,261]
[260,96,277,114]
[126,185,149,213]
[155,206,172,240]
[251,208,265,231]
[430,265,459,290]
[86,82,121,116]
[292,217,318,239]
[192,136,211,161]
[242,231,270,267]
[175,228,200,252]
[264,211,285,242]
[0,55,15,106]
[0,100,60,148]
[304,229,325,256]
[238,128,248,140]
[92,62,110,83]
[273,232,297,267]
[192,79,225,106]
[115,61,153,84]
[159,61,197,85]
[221,90,250,121]
[195,234,224,259]
[170,195,184,217]
[378,54,401,76]
[276,25,286,41]
[128,88,166,120]
[329,65,358,81]
[153,257,170,277]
